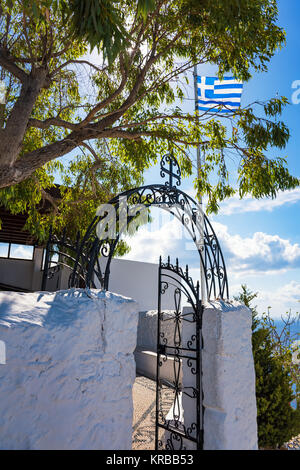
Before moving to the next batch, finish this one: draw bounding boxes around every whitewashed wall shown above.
[0,247,44,291]
[0,255,170,310]
[135,310,181,383]
[202,300,258,450]
[0,289,138,450]
[97,258,176,311]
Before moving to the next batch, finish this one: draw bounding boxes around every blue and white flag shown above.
[196,76,243,113]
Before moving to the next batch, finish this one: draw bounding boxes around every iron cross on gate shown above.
[160,154,182,187]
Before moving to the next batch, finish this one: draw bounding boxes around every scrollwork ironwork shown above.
[156,256,203,451]
[160,154,182,188]
[166,432,186,451]
[46,153,229,300]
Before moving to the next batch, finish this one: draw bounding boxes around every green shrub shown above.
[235,285,300,448]
[253,326,300,447]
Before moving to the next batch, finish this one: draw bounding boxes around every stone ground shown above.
[132,375,174,450]
[132,375,300,451]
[132,375,156,450]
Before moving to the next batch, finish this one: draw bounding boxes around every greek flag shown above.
[196,76,243,113]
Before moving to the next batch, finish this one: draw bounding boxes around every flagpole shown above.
[193,66,202,206]
[193,65,206,303]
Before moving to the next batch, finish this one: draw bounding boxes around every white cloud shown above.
[258,281,300,316]
[120,207,300,276]
[10,245,33,259]
[182,185,300,216]
[121,216,184,264]
[218,188,300,216]
[212,221,300,274]
[230,281,300,319]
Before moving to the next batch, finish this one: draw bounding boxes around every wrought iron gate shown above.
[155,256,203,450]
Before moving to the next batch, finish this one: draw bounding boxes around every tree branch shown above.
[107,128,209,146]
[0,47,28,82]
[50,59,108,78]
[28,116,78,131]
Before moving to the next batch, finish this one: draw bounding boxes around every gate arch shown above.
[68,154,229,301]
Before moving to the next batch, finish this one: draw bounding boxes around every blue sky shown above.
[121,0,300,319]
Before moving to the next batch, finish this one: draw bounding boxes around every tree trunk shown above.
[0,69,47,168]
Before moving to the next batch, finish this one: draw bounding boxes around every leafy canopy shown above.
[0,0,298,239]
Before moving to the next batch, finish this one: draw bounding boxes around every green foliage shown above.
[0,141,144,243]
[235,286,300,448]
[137,0,156,21]
[0,0,299,237]
[253,327,300,448]
[235,284,261,330]
[9,0,157,63]
[68,0,128,63]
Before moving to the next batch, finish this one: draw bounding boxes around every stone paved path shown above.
[132,375,156,450]
[132,375,174,450]
[132,375,300,451]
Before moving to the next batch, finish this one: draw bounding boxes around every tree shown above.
[262,308,300,412]
[0,0,299,238]
[235,285,300,449]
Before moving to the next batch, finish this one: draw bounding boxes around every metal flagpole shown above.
[193,65,206,303]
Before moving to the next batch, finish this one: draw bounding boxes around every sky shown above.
[119,0,300,319]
